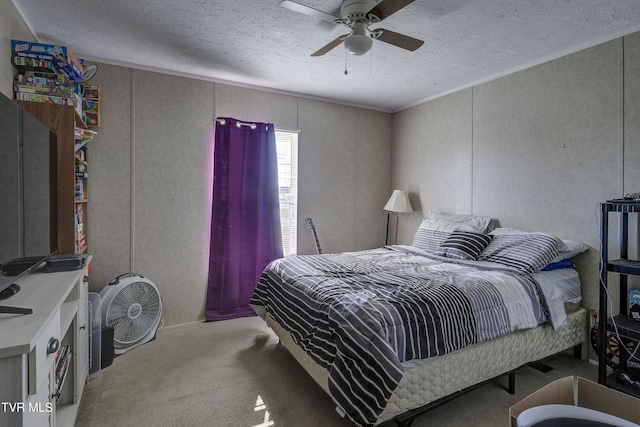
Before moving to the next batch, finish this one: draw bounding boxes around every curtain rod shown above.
[215,118,300,133]
[216,118,262,130]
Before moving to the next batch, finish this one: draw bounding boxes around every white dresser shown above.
[0,258,90,427]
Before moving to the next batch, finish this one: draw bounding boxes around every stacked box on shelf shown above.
[75,165,87,204]
[74,133,91,254]
[14,71,83,116]
[11,41,103,130]
[15,72,75,96]
[16,71,75,94]
[74,126,96,151]
[75,155,87,175]
[75,223,84,251]
[76,144,87,161]
[11,39,83,82]
[74,176,84,200]
[75,203,86,253]
[80,84,101,128]
[14,91,75,105]
[77,237,86,254]
[75,205,82,235]
[77,239,86,254]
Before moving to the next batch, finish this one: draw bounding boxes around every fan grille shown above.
[105,281,161,347]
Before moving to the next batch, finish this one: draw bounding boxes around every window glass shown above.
[276,130,298,256]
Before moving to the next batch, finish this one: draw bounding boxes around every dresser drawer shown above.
[29,311,60,396]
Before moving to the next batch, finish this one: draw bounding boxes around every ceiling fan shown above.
[280,0,424,57]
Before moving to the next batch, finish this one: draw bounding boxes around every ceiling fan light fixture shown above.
[344,21,372,56]
[281,0,424,57]
[345,33,373,55]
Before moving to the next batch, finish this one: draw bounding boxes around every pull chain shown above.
[344,47,348,75]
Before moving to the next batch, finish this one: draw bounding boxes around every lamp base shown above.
[385,212,390,245]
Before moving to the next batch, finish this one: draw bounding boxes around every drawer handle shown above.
[80,324,86,330]
[47,337,60,355]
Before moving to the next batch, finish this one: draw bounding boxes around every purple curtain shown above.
[205,117,283,321]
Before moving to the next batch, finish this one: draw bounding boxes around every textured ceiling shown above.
[12,0,640,112]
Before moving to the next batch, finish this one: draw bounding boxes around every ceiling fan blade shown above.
[280,0,338,23]
[311,36,346,57]
[375,29,424,51]
[368,0,416,21]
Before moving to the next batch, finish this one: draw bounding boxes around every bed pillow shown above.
[412,218,479,253]
[429,212,494,233]
[552,239,588,263]
[478,232,561,273]
[435,231,493,260]
[491,229,588,262]
[542,259,576,271]
[490,227,570,252]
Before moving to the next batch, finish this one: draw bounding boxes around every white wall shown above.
[0,0,34,96]
[392,33,640,329]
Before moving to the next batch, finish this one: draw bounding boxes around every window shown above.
[276,130,298,256]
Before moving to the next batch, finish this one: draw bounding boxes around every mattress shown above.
[252,246,586,426]
[267,306,586,425]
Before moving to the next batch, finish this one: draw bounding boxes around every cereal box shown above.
[11,40,83,81]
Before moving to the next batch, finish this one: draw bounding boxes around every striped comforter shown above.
[250,246,553,426]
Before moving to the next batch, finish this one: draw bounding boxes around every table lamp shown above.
[384,190,413,245]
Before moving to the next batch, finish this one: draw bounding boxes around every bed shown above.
[250,214,587,427]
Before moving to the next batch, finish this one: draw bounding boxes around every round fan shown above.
[100,273,162,355]
[280,0,424,56]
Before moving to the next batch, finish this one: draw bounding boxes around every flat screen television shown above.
[0,91,52,314]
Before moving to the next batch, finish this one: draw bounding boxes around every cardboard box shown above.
[509,376,640,427]
[11,39,83,81]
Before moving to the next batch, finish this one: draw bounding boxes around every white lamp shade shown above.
[384,190,413,213]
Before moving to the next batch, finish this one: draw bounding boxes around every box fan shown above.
[99,273,162,355]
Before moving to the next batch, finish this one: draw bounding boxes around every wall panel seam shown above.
[130,68,136,271]
[470,87,474,215]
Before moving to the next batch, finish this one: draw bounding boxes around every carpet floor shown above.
[76,316,598,427]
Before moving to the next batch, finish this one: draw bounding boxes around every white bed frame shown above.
[266,307,586,426]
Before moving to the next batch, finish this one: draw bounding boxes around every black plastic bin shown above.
[101,326,114,369]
